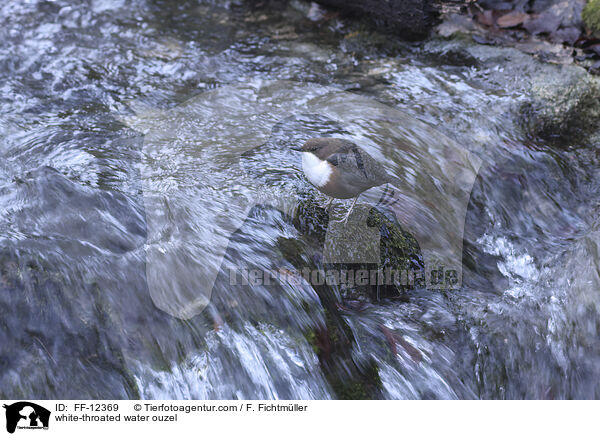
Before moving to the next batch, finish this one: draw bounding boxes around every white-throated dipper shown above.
[292,137,397,223]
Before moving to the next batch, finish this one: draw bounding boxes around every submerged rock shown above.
[419,39,600,146]
[214,198,420,399]
[0,252,140,398]
[293,198,424,301]
[304,306,383,400]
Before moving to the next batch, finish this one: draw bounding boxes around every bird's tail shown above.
[385,174,403,189]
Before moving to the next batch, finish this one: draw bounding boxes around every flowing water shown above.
[1,0,599,399]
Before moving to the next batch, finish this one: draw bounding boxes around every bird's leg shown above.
[334,196,359,224]
[377,184,400,208]
[377,184,400,209]
[376,185,391,207]
[324,197,334,211]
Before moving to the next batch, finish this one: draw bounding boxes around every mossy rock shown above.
[520,67,600,145]
[326,207,423,301]
[292,196,330,240]
[291,200,424,301]
[367,207,423,272]
[583,0,600,37]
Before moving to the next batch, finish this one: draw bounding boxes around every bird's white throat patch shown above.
[301,152,332,188]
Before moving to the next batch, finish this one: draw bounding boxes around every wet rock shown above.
[520,66,600,143]
[423,38,599,141]
[531,0,557,13]
[523,10,561,35]
[551,0,585,29]
[517,39,575,63]
[293,196,330,239]
[437,13,475,38]
[310,0,438,41]
[339,29,402,58]
[551,26,581,45]
[367,208,423,274]
[590,44,600,56]
[281,201,405,399]
[432,45,480,67]
[321,206,424,302]
[289,193,423,303]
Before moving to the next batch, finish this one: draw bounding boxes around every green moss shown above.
[331,365,381,400]
[304,329,320,355]
[367,208,423,272]
[583,0,600,35]
[292,196,330,239]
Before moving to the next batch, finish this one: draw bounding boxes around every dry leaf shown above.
[497,12,529,28]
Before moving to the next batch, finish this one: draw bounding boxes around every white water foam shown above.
[134,323,332,400]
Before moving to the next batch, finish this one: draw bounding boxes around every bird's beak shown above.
[290,146,303,152]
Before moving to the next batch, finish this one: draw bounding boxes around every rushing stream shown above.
[1,0,599,399]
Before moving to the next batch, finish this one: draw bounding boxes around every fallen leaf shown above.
[497,11,530,28]
[476,10,495,27]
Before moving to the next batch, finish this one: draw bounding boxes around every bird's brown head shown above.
[292,137,343,159]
